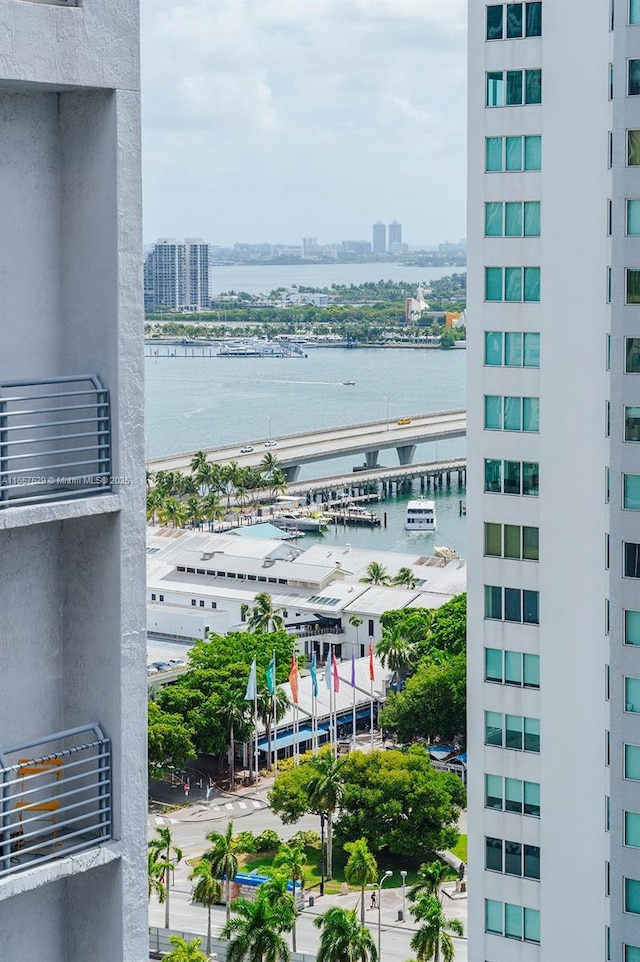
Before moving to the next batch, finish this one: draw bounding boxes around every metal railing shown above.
[0,375,111,509]
[0,724,111,879]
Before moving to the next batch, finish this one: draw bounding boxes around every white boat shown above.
[434,545,460,560]
[405,499,437,531]
[273,512,326,533]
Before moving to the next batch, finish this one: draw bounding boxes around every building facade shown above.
[388,219,403,253]
[145,238,211,312]
[0,1,147,960]
[468,2,640,960]
[372,220,387,255]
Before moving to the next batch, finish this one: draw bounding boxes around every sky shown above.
[140,0,467,249]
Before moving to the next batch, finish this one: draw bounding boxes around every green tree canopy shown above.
[222,894,292,962]
[313,906,378,962]
[380,654,466,744]
[343,838,378,925]
[148,701,196,779]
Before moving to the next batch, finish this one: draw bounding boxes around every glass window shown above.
[504,460,522,494]
[625,878,640,914]
[625,812,640,847]
[626,406,640,440]
[487,71,505,106]
[630,60,640,96]
[630,130,640,165]
[505,331,523,366]
[485,585,503,620]
[523,396,540,432]
[485,647,503,681]
[526,1,542,36]
[505,777,523,812]
[487,4,504,39]
[486,836,503,872]
[625,542,640,577]
[524,780,540,816]
[485,395,502,430]
[486,711,503,746]
[486,267,503,301]
[485,459,502,492]
[525,69,542,104]
[507,3,523,37]
[626,610,640,645]
[506,136,523,170]
[485,202,503,236]
[505,202,523,236]
[626,677,640,711]
[524,653,540,687]
[524,908,540,943]
[504,396,522,431]
[485,331,503,365]
[486,774,503,810]
[505,840,522,875]
[626,337,640,372]
[505,588,522,622]
[626,946,640,962]
[485,523,502,556]
[524,716,540,752]
[485,899,503,935]
[524,201,541,235]
[523,525,539,560]
[505,650,522,684]
[523,589,539,624]
[626,744,640,779]
[523,461,539,495]
[524,845,540,879]
[486,137,503,171]
[624,475,640,509]
[629,201,640,235]
[504,524,521,558]
[524,266,541,300]
[629,271,640,304]
[524,135,541,169]
[505,267,523,301]
[505,713,523,749]
[507,70,524,105]
[632,0,640,24]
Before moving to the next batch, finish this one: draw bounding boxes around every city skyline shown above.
[139,0,467,247]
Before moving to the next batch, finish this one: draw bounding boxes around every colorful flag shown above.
[332,652,340,693]
[324,653,332,691]
[244,657,257,701]
[309,653,319,697]
[289,654,300,705]
[350,648,356,688]
[266,653,276,695]
[368,643,375,681]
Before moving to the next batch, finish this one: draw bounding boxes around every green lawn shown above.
[451,834,467,864]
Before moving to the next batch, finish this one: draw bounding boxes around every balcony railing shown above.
[0,724,111,879]
[0,375,111,509]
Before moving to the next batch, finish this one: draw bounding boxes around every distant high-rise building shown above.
[388,220,402,253]
[341,240,372,255]
[145,239,211,311]
[303,237,318,257]
[372,220,386,255]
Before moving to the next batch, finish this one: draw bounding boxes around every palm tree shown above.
[344,838,378,925]
[348,614,363,652]
[376,626,416,689]
[260,452,282,475]
[203,820,242,928]
[164,935,208,962]
[190,859,223,957]
[258,873,297,941]
[359,561,391,586]
[409,893,464,962]
[146,487,164,525]
[222,894,291,962]
[256,684,290,768]
[148,846,166,905]
[269,468,288,500]
[224,692,251,789]
[248,592,285,633]
[392,566,419,590]
[273,841,307,951]
[314,906,378,962]
[149,826,183,931]
[306,750,346,878]
[408,860,450,906]
[201,491,225,530]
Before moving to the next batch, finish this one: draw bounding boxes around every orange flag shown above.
[368,643,375,681]
[289,654,300,705]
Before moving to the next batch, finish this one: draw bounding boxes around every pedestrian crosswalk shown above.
[152,797,264,825]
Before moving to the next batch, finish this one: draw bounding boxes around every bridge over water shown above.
[147,409,467,482]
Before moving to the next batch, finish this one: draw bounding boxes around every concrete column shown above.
[365,450,380,469]
[396,444,416,465]
[283,465,300,482]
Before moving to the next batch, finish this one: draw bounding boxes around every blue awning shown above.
[258,726,329,752]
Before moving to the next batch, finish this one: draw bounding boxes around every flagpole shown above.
[370,674,374,752]
[351,649,357,750]
[254,687,258,786]
[272,649,278,774]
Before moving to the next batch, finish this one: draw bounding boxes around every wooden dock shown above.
[324,507,381,527]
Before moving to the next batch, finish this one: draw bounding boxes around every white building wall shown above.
[467,3,611,959]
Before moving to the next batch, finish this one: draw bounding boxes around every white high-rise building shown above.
[467,2,640,959]
[145,238,211,312]
[0,1,146,960]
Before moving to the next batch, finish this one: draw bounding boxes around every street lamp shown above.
[383,395,390,431]
[368,870,393,962]
[319,812,326,896]
[400,870,407,923]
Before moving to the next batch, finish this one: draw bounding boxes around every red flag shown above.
[288,654,300,705]
[332,652,340,693]
[368,643,375,681]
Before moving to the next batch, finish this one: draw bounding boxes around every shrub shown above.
[255,829,281,852]
[235,830,257,853]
